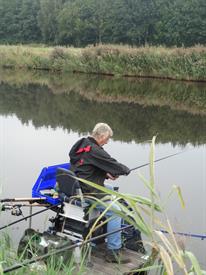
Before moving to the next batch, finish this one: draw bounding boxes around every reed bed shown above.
[0,45,206,81]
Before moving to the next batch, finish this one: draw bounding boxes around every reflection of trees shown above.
[0,82,206,146]
[74,76,206,116]
[0,69,206,115]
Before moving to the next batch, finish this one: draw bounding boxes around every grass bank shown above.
[0,45,206,81]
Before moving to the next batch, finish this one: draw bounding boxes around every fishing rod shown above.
[129,150,187,172]
[2,203,50,209]
[0,197,46,203]
[160,230,206,240]
[0,203,60,231]
[0,198,50,211]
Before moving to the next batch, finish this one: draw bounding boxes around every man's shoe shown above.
[105,249,131,264]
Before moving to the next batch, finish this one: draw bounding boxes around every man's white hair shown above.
[92,123,113,138]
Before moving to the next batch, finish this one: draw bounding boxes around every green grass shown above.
[0,44,206,81]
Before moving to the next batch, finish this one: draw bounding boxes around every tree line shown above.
[0,0,205,47]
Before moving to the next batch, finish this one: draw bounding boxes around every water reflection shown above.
[0,69,206,145]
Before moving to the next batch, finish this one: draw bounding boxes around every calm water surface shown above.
[0,70,206,268]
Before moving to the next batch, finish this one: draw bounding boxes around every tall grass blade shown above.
[173,185,185,208]
[149,136,156,233]
[76,176,161,210]
[183,251,203,275]
[158,245,174,275]
[138,171,159,198]
[155,230,185,269]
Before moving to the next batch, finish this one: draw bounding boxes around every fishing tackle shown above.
[129,150,188,172]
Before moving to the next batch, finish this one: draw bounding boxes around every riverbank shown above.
[0,45,206,81]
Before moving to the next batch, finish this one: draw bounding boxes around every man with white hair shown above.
[69,122,130,263]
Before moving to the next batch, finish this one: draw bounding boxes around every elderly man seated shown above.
[69,123,130,263]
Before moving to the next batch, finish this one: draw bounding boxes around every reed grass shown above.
[0,45,206,81]
[0,232,77,274]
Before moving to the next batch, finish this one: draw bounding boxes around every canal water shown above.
[0,69,205,269]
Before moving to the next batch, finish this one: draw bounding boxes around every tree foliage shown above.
[0,0,205,46]
[0,0,41,43]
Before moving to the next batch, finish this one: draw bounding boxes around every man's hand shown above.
[106,173,119,180]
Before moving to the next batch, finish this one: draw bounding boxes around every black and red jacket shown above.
[69,136,130,196]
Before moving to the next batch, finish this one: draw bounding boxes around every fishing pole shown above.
[0,203,60,231]
[0,197,46,203]
[160,230,206,240]
[129,150,188,172]
[2,203,50,209]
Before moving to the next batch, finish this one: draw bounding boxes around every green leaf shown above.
[0,263,3,275]
[138,171,158,198]
[173,185,185,208]
[76,176,161,210]
[183,251,203,275]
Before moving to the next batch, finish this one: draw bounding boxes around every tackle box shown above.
[32,163,70,205]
